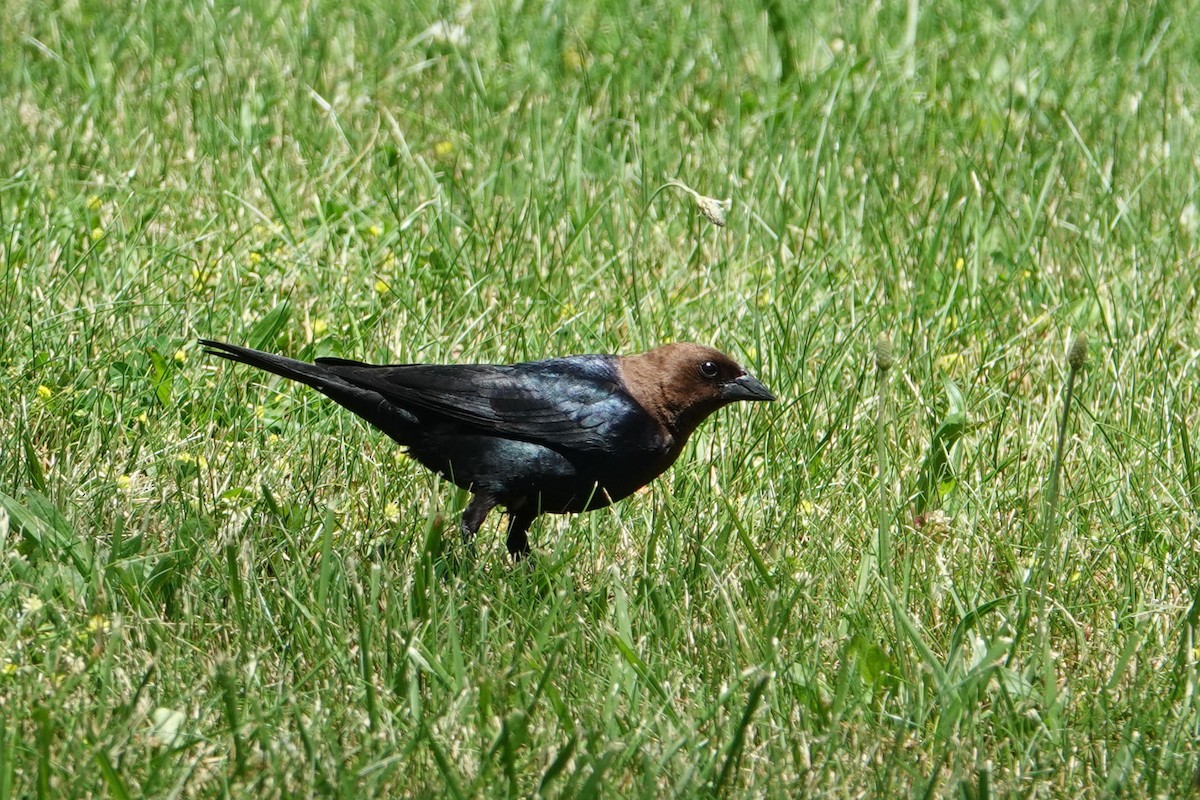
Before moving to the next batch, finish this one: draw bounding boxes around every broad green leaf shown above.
[915,376,967,514]
[248,301,292,350]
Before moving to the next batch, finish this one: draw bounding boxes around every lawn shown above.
[3,0,1200,796]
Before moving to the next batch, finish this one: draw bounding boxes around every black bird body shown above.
[200,339,773,557]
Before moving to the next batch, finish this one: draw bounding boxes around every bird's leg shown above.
[460,494,496,557]
[505,511,536,561]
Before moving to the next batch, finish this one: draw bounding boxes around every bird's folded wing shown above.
[317,357,648,451]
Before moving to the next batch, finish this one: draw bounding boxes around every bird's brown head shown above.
[618,342,775,440]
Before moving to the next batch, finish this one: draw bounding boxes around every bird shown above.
[199,339,774,559]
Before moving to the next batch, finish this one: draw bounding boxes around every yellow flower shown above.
[561,46,583,71]
[935,352,963,371]
[433,140,454,158]
[86,195,103,211]
[116,474,132,491]
[1,661,16,676]
[36,385,53,400]
[87,615,111,633]
[366,224,382,238]
[375,278,391,294]
[135,411,149,425]
[384,502,401,523]
[90,227,104,241]
[954,257,965,271]
[173,349,187,364]
[312,319,328,337]
[249,252,263,265]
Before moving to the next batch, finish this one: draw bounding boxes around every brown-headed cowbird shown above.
[200,340,774,558]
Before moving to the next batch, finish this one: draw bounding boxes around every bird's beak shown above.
[723,373,776,402]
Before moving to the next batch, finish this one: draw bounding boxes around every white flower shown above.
[148,708,187,748]
[419,20,468,47]
[1180,203,1199,235]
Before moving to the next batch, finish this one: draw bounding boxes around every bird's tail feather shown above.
[200,339,420,444]
[199,339,344,393]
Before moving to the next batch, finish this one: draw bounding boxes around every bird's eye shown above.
[698,360,720,379]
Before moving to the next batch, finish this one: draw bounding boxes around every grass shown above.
[3,0,1200,795]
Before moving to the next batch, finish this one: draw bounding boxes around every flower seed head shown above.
[696,195,730,227]
[665,179,729,227]
[1068,332,1088,370]
[874,333,894,372]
